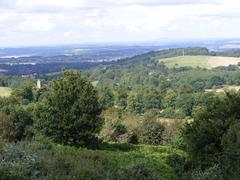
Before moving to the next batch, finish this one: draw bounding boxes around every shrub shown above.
[120,162,160,180]
[110,123,128,141]
[138,120,165,145]
[166,154,186,178]
[0,142,46,180]
[190,164,223,180]
[35,71,103,147]
[162,119,187,149]
[0,105,33,142]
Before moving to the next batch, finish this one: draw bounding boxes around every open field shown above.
[91,80,99,87]
[160,56,240,68]
[205,85,240,93]
[0,87,12,97]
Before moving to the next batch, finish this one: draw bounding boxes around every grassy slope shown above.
[0,141,186,179]
[0,87,12,97]
[159,55,240,68]
[51,143,186,179]
[160,56,209,68]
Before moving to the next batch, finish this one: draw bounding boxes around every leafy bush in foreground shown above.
[0,105,33,142]
[35,71,103,147]
[121,162,161,180]
[0,141,181,180]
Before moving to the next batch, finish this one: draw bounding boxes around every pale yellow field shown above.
[91,81,99,87]
[205,85,240,93]
[0,87,12,97]
[207,56,240,68]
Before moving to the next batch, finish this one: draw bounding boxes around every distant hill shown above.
[1,47,240,76]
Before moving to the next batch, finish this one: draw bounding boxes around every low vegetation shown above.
[0,140,186,179]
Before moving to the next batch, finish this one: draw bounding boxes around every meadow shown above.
[160,56,240,68]
[205,85,240,93]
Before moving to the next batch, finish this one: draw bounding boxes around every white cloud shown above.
[0,0,239,46]
[17,15,55,32]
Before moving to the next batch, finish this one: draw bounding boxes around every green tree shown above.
[221,122,240,179]
[177,84,194,95]
[99,87,114,109]
[143,87,162,111]
[127,92,144,114]
[35,71,103,147]
[163,89,177,109]
[11,83,35,103]
[183,91,240,168]
[175,94,194,116]
[137,111,164,145]
[0,105,33,141]
[115,85,128,109]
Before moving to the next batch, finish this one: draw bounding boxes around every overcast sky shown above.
[0,0,239,47]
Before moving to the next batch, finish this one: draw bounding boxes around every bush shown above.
[166,154,186,178]
[160,108,186,119]
[138,120,165,145]
[161,119,187,149]
[121,162,160,180]
[190,164,223,180]
[0,142,46,179]
[110,123,128,141]
[0,105,33,142]
[35,71,103,147]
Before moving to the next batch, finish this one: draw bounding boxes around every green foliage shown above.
[0,105,33,142]
[221,122,240,179]
[175,94,194,116]
[121,162,160,180]
[98,87,114,109]
[0,142,45,179]
[115,85,129,109]
[0,141,185,180]
[138,119,165,145]
[143,87,162,111]
[166,154,187,179]
[11,83,35,103]
[163,89,177,109]
[183,91,240,168]
[35,71,103,147]
[190,164,223,180]
[110,123,128,141]
[127,92,144,114]
[162,120,186,149]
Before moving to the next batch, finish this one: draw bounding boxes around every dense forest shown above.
[0,47,240,179]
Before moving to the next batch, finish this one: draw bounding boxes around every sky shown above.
[0,0,239,47]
